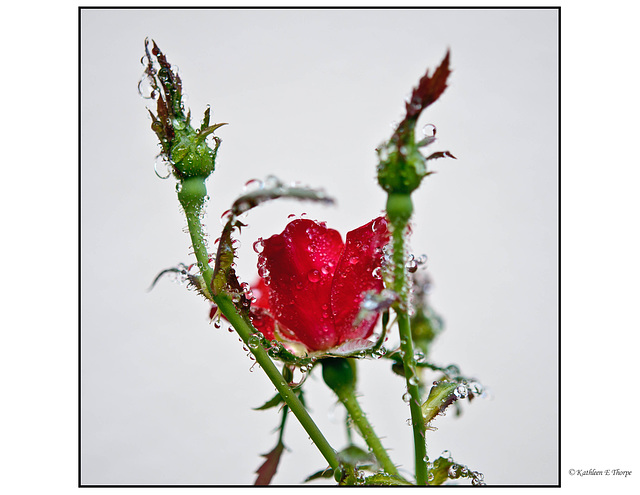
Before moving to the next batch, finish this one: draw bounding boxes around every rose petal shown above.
[248,278,276,341]
[259,219,344,351]
[330,216,390,345]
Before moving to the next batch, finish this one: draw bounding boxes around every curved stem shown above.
[181,195,341,474]
[389,209,429,485]
[334,387,402,479]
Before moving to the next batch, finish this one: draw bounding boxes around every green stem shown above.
[214,294,340,473]
[387,193,429,485]
[179,186,341,475]
[334,387,402,478]
[396,311,428,485]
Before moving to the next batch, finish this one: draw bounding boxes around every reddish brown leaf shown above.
[405,50,451,119]
[254,441,285,486]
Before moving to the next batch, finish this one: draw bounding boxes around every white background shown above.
[79,7,557,485]
[3,1,639,494]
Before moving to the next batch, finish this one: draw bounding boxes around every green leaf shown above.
[428,455,454,485]
[304,468,334,483]
[364,473,413,486]
[253,393,284,411]
[428,455,486,486]
[422,381,459,424]
[337,445,376,467]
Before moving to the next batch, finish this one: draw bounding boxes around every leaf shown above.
[364,473,413,486]
[253,393,284,411]
[428,455,486,486]
[405,50,451,120]
[428,455,454,485]
[304,468,334,483]
[422,381,459,425]
[254,441,285,486]
[338,444,378,468]
[425,150,456,161]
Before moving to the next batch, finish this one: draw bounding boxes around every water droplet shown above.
[371,217,385,233]
[253,238,264,254]
[372,266,382,279]
[445,364,460,378]
[257,264,270,279]
[416,254,428,265]
[422,123,437,137]
[402,392,411,403]
[406,259,418,273]
[172,118,186,131]
[468,381,484,397]
[454,384,468,399]
[154,154,172,179]
[220,209,233,225]
[137,75,157,99]
[264,175,283,189]
[413,350,425,363]
[243,178,263,192]
[247,333,261,349]
[307,269,321,283]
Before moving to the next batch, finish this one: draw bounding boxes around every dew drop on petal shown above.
[371,217,385,233]
[253,238,264,254]
[307,269,321,283]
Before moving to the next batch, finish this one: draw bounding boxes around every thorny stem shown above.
[387,194,429,486]
[180,188,341,475]
[334,387,402,479]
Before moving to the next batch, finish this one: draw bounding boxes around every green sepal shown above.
[321,358,356,394]
[141,39,224,181]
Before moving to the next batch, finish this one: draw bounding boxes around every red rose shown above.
[250,217,390,351]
